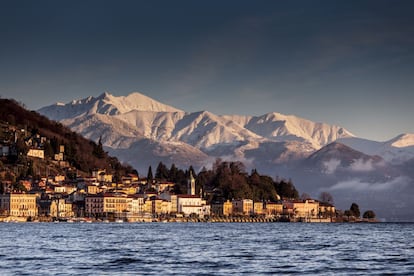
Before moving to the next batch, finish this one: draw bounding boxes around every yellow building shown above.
[0,193,38,218]
[170,195,178,214]
[319,202,336,218]
[87,184,101,195]
[232,199,253,216]
[85,192,130,218]
[223,200,233,216]
[50,198,74,218]
[264,202,283,216]
[92,169,113,183]
[143,200,153,215]
[253,202,264,215]
[292,199,320,220]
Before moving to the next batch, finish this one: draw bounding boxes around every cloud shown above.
[322,159,341,174]
[349,158,375,172]
[327,176,410,192]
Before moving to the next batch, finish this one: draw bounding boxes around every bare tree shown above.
[319,192,334,204]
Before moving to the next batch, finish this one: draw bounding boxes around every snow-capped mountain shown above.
[39,92,182,121]
[337,134,414,164]
[38,92,354,171]
[38,91,414,221]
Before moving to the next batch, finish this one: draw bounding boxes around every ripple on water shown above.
[0,223,413,275]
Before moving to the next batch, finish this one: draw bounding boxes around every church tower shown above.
[187,170,196,195]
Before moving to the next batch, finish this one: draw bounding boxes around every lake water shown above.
[0,222,413,275]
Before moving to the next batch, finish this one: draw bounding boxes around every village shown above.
[0,115,344,224]
[0,167,336,223]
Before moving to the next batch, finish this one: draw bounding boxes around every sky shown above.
[1,0,413,141]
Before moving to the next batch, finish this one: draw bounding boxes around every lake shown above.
[0,222,413,275]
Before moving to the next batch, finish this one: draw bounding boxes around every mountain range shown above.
[38,92,414,221]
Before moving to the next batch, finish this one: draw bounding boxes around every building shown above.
[223,200,233,216]
[318,202,336,218]
[253,201,264,215]
[292,199,320,221]
[0,193,38,218]
[50,198,74,218]
[176,195,210,218]
[27,148,44,159]
[187,171,196,195]
[232,199,253,216]
[264,201,283,216]
[211,200,233,217]
[85,192,131,219]
[92,169,113,183]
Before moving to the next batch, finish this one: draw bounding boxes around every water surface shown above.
[0,222,413,275]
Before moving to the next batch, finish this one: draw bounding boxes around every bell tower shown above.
[187,170,196,195]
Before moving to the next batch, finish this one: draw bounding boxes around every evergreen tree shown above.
[169,163,178,182]
[155,162,169,180]
[147,166,153,185]
[92,137,105,159]
[275,179,299,199]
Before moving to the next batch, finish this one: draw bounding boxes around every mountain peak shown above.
[39,91,184,120]
[387,133,414,148]
[103,92,183,113]
[307,142,382,165]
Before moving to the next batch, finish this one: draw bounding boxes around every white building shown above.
[176,195,210,218]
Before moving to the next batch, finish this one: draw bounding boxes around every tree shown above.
[363,210,376,219]
[301,193,311,201]
[147,166,153,185]
[43,140,55,159]
[319,192,334,204]
[350,203,361,218]
[168,163,178,182]
[92,137,105,159]
[155,162,169,180]
[275,179,299,199]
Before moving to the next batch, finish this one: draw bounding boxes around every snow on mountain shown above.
[386,133,414,148]
[38,92,359,172]
[338,134,414,164]
[224,112,354,148]
[38,92,182,121]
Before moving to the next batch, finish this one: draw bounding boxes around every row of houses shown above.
[0,190,335,222]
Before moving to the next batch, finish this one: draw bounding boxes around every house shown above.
[211,200,233,217]
[0,193,38,218]
[155,181,175,193]
[318,202,336,218]
[232,199,253,216]
[50,198,74,218]
[85,192,131,219]
[223,200,233,216]
[27,148,44,159]
[264,201,283,216]
[128,194,145,215]
[92,169,113,183]
[253,202,264,215]
[292,199,320,221]
[176,195,210,218]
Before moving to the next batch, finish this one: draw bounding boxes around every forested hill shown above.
[0,98,134,176]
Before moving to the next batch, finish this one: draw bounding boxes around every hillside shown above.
[0,98,134,178]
